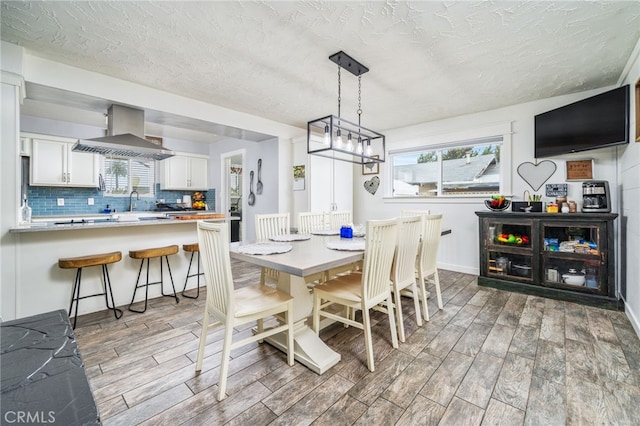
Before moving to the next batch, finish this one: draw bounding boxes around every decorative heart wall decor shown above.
[364,176,380,195]
[517,160,557,191]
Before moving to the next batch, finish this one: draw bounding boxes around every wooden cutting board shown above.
[173,214,226,220]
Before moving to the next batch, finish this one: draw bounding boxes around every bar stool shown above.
[58,251,123,329]
[128,245,180,313]
[182,243,203,299]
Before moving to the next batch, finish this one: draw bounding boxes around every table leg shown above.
[261,272,341,374]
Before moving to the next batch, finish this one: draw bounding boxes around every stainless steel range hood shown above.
[72,105,175,160]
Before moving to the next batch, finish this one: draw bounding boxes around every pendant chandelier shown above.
[307,51,385,165]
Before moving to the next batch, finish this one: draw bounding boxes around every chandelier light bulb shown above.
[365,140,372,156]
[335,129,343,148]
[356,137,364,154]
[323,124,331,145]
[346,136,354,152]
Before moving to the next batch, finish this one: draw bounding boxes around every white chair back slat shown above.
[361,218,398,304]
[298,211,328,233]
[255,213,290,242]
[197,222,233,321]
[330,211,352,229]
[420,214,443,274]
[393,216,422,287]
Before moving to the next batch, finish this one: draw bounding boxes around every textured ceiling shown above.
[2,1,640,136]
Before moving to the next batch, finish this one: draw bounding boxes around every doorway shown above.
[221,150,245,242]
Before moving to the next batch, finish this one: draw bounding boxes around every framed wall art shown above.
[293,165,305,191]
[362,156,379,175]
[566,159,594,181]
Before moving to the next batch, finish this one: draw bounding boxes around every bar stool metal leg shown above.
[181,251,201,299]
[128,256,179,313]
[102,264,123,320]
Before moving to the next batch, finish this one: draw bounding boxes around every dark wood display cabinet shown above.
[475,211,621,310]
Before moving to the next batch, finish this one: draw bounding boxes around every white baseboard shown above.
[438,262,478,276]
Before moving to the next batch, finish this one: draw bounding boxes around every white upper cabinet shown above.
[160,153,209,190]
[27,133,100,187]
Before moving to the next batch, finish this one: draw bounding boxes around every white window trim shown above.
[383,122,513,202]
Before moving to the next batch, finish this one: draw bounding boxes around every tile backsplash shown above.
[27,184,215,216]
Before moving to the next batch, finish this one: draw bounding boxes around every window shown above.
[103,158,155,196]
[391,135,505,197]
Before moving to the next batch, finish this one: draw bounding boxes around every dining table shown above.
[229,233,363,374]
[228,228,451,375]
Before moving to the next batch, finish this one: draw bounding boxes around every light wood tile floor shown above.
[74,260,640,425]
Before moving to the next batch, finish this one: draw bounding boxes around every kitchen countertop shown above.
[9,213,236,233]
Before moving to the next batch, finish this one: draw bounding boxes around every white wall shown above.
[1,41,23,320]
[619,38,640,335]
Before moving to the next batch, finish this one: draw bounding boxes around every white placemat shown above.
[311,229,340,236]
[326,240,365,251]
[269,233,311,242]
[238,242,293,255]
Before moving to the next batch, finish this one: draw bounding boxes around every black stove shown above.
[153,203,189,212]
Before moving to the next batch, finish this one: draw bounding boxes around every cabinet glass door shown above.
[541,223,606,295]
[485,219,533,282]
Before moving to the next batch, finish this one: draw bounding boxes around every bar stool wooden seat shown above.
[128,245,180,313]
[58,251,123,328]
[181,243,203,299]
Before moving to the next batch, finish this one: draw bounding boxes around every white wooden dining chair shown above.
[401,209,430,218]
[255,212,290,241]
[195,221,294,401]
[312,218,399,372]
[391,215,423,342]
[298,211,328,233]
[329,210,352,229]
[255,213,290,285]
[417,213,444,321]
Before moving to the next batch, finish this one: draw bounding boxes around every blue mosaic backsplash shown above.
[27,184,215,216]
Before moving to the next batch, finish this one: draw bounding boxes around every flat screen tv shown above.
[534,85,629,158]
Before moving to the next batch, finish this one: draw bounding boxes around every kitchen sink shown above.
[116,213,169,222]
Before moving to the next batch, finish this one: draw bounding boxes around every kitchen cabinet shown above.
[160,153,209,190]
[309,155,353,213]
[27,133,100,187]
[476,211,620,310]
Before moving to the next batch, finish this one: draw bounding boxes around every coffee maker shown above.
[582,180,611,213]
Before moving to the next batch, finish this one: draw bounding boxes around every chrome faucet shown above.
[129,190,140,212]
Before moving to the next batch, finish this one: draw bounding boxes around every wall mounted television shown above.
[534,85,629,158]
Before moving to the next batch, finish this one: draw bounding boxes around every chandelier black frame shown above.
[307,51,385,165]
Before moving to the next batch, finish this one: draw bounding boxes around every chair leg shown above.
[393,287,406,343]
[386,295,399,349]
[217,323,234,401]
[418,269,430,322]
[434,271,443,310]
[411,279,423,327]
[362,306,375,372]
[195,312,210,372]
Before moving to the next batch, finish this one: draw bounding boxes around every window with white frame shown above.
[103,158,156,196]
[391,134,507,197]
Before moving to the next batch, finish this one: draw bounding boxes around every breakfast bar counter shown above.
[9,214,233,320]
